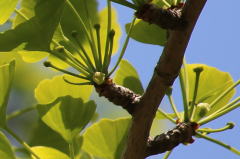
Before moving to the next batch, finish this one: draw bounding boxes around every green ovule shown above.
[93,72,106,85]
[192,103,210,122]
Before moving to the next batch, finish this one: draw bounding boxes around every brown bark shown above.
[145,122,198,157]
[135,3,186,30]
[94,78,141,114]
[122,0,207,159]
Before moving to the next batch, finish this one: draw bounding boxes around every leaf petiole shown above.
[110,0,138,10]
[179,69,189,122]
[65,0,99,69]
[109,17,136,76]
[7,105,37,120]
[157,109,176,124]
[166,87,181,120]
[69,142,75,159]
[163,150,173,159]
[197,122,234,134]
[199,102,240,125]
[196,132,240,155]
[4,127,42,159]
[208,80,240,109]
[189,67,203,120]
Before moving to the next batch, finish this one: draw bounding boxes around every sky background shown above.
[98,0,240,159]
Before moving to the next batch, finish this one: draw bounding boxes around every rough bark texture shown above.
[95,78,141,114]
[135,3,186,30]
[123,0,207,159]
[145,122,198,157]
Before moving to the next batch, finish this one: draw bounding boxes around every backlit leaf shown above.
[0,60,15,127]
[126,19,167,46]
[114,59,144,94]
[0,0,18,25]
[82,118,131,159]
[0,0,65,52]
[37,96,96,143]
[29,120,69,154]
[31,146,70,159]
[184,64,235,115]
[35,75,93,105]
[0,132,16,159]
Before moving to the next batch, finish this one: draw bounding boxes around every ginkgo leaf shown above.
[0,132,16,159]
[35,75,93,105]
[37,96,96,143]
[114,59,144,95]
[184,64,235,115]
[0,0,66,52]
[12,0,36,27]
[82,118,131,159]
[31,146,70,159]
[0,0,19,25]
[29,120,69,154]
[60,0,98,44]
[126,19,167,46]
[0,60,15,127]
[126,0,181,46]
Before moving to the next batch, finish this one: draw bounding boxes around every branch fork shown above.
[94,0,207,158]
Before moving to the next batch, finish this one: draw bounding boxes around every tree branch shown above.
[145,122,198,157]
[135,3,186,30]
[95,78,141,114]
[122,0,207,158]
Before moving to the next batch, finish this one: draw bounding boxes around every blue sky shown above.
[99,0,240,159]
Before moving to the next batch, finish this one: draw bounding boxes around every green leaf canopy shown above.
[0,0,65,52]
[0,60,15,127]
[0,132,16,159]
[29,120,69,154]
[35,75,93,105]
[114,59,144,95]
[37,96,96,143]
[82,118,131,159]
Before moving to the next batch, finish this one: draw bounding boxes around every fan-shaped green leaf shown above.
[126,19,166,46]
[126,0,181,46]
[114,59,144,94]
[31,146,70,159]
[155,110,177,120]
[0,60,15,127]
[0,0,65,52]
[150,111,168,137]
[30,120,84,155]
[29,120,69,154]
[35,75,93,105]
[0,132,16,159]
[18,51,49,63]
[60,0,98,43]
[82,118,131,159]
[37,96,96,143]
[12,0,36,27]
[0,0,18,25]
[185,64,235,115]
